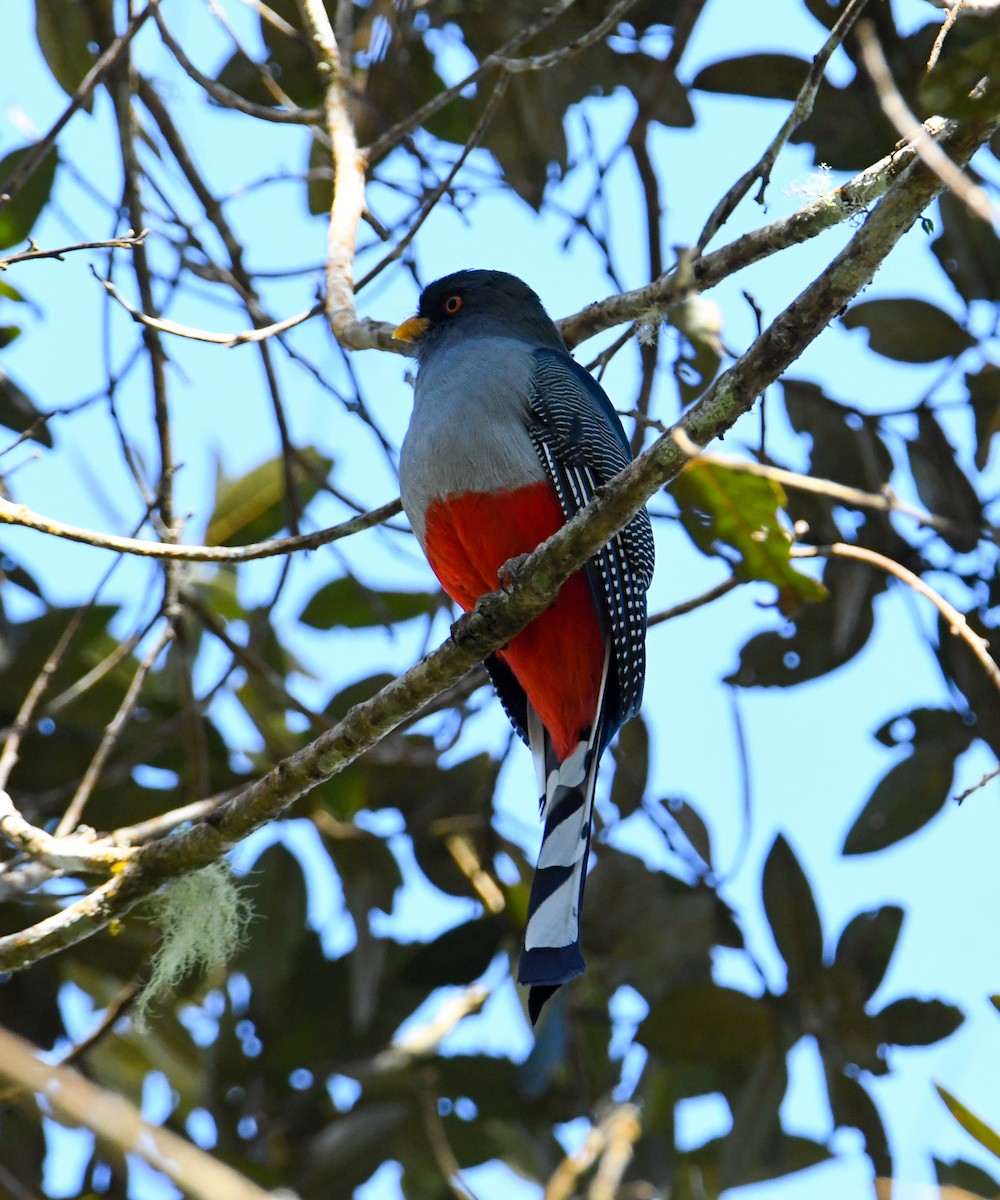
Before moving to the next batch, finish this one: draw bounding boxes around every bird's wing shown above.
[526,347,655,740]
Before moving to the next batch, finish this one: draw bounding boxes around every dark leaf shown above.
[783,380,893,493]
[728,555,881,687]
[932,189,1000,304]
[936,609,1000,758]
[0,143,59,250]
[0,367,51,445]
[762,835,823,990]
[834,906,904,1003]
[692,53,809,101]
[934,1155,1000,1199]
[842,298,975,363]
[967,363,1000,471]
[401,916,504,986]
[842,711,972,854]
[610,714,649,817]
[720,1051,789,1189]
[828,1071,891,1178]
[937,1085,1000,1159]
[35,0,96,98]
[873,997,963,1047]
[659,795,714,871]
[907,408,983,552]
[671,461,827,615]
[921,15,1000,120]
[236,843,310,1022]
[300,575,438,630]
[639,984,773,1068]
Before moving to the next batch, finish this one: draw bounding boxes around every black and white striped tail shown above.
[517,654,609,1025]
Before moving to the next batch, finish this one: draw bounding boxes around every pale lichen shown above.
[134,863,252,1029]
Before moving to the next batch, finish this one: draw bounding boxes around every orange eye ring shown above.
[444,294,462,315]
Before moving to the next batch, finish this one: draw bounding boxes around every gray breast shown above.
[399,336,548,544]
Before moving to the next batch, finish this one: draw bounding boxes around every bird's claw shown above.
[498,552,529,594]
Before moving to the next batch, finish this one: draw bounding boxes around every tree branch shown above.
[0,1025,276,1200]
[0,106,996,974]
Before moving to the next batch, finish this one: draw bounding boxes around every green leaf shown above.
[35,0,96,98]
[401,916,504,986]
[205,446,331,546]
[300,575,438,630]
[762,835,823,990]
[842,298,975,363]
[834,906,903,1003]
[671,461,827,615]
[639,984,773,1067]
[937,1085,1000,1160]
[0,143,59,250]
[874,997,963,1047]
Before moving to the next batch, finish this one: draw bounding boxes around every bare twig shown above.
[56,625,176,837]
[954,761,1000,803]
[648,576,741,626]
[0,494,403,562]
[95,271,327,347]
[496,0,640,72]
[857,19,998,226]
[154,8,322,124]
[0,231,147,271]
[695,0,872,250]
[791,542,1000,698]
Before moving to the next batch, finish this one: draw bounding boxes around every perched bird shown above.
[394,270,654,1023]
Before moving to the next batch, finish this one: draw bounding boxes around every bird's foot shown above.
[498,552,529,594]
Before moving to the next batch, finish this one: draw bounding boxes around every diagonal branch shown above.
[0,105,996,974]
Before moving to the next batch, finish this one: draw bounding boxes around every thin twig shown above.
[56,624,176,837]
[0,231,147,271]
[496,0,640,72]
[954,761,1000,803]
[647,576,741,627]
[0,2,161,206]
[695,0,871,250]
[791,542,1000,699]
[0,494,403,562]
[95,271,327,346]
[856,19,998,227]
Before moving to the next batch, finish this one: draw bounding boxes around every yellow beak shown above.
[392,315,431,343]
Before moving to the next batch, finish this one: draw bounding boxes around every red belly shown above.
[423,483,605,761]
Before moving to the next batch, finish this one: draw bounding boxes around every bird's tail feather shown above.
[518,649,609,1025]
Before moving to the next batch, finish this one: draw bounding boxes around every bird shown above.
[394,269,654,1024]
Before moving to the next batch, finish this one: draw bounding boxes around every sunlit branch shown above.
[0,494,403,562]
[0,1026,275,1200]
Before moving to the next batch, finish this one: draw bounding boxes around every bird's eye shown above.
[444,294,462,315]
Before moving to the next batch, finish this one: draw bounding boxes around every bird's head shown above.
[393,269,566,357]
